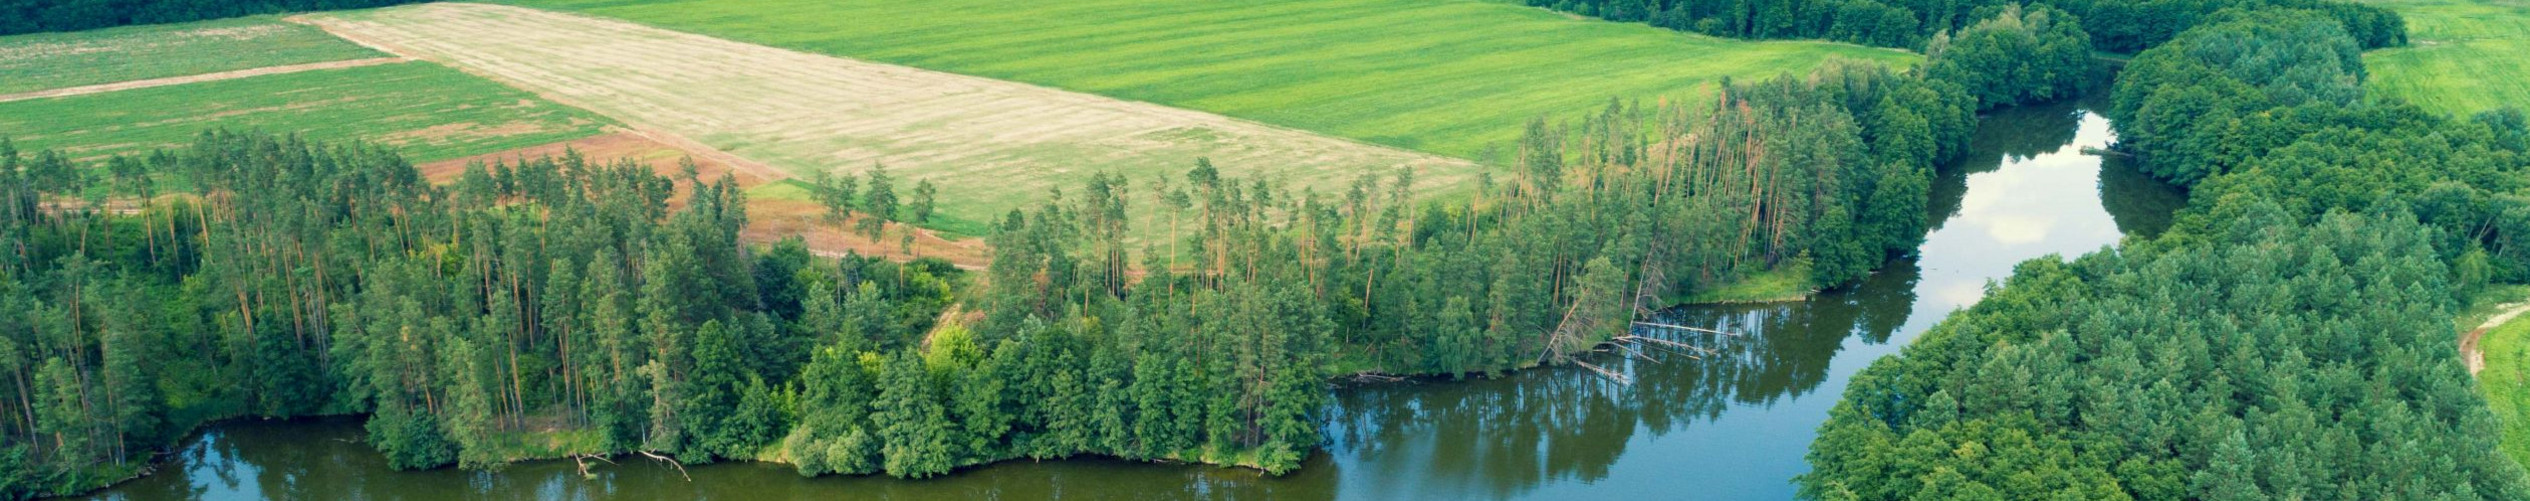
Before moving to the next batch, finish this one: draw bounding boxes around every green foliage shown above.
[858,165,898,240]
[0,0,2160,489]
[2110,8,2370,184]
[1804,7,2530,496]
[368,406,457,470]
[873,351,954,477]
[1804,208,2530,499]
[1923,5,2095,110]
[1533,0,2401,52]
[0,130,962,497]
[2112,6,2530,280]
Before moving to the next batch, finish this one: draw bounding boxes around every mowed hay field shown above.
[507,0,1916,160]
[0,61,611,163]
[2363,0,2530,116]
[303,3,1474,234]
[0,16,384,95]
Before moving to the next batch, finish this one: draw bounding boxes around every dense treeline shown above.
[1801,5,2530,500]
[1805,207,2529,500]
[1527,0,2403,52]
[963,56,1969,380]
[1922,5,2094,110]
[0,132,963,497]
[2109,8,2368,185]
[0,0,421,35]
[2109,8,2530,279]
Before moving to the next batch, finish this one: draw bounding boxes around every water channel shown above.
[83,99,2184,500]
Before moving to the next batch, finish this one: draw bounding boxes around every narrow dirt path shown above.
[0,56,409,103]
[2465,302,2530,376]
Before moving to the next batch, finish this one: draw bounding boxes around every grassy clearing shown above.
[2474,300,2530,469]
[505,0,1915,160]
[1678,257,1817,304]
[303,4,1471,237]
[2361,0,2530,116]
[0,16,383,95]
[0,61,610,163]
[2464,285,2530,469]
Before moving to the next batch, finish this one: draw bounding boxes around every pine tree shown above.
[910,180,937,225]
[859,165,899,241]
[875,351,952,477]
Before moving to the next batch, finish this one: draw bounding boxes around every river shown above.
[81,100,2183,500]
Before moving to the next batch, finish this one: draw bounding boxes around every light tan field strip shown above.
[295,3,1474,227]
[0,56,407,103]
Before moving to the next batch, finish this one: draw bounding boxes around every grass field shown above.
[505,0,1915,160]
[2362,0,2530,116]
[2473,302,2530,469]
[2462,285,2530,468]
[0,16,384,95]
[302,4,1473,235]
[0,61,610,163]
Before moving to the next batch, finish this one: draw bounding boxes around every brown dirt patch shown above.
[745,199,989,269]
[379,121,553,145]
[422,132,988,269]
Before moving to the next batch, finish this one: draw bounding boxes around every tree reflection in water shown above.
[1311,97,2182,500]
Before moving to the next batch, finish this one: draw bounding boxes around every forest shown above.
[0,0,421,35]
[0,5,2114,496]
[1800,1,2530,500]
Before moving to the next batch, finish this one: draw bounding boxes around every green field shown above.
[2475,304,2530,468]
[0,16,384,95]
[508,0,1915,159]
[2363,0,2530,116]
[0,61,610,163]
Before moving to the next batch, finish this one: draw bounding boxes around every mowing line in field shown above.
[0,16,388,95]
[0,56,409,103]
[298,3,1475,234]
[0,60,613,164]
[510,0,1915,160]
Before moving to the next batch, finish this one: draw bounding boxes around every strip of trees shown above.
[0,132,962,496]
[1526,0,2403,53]
[0,0,423,36]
